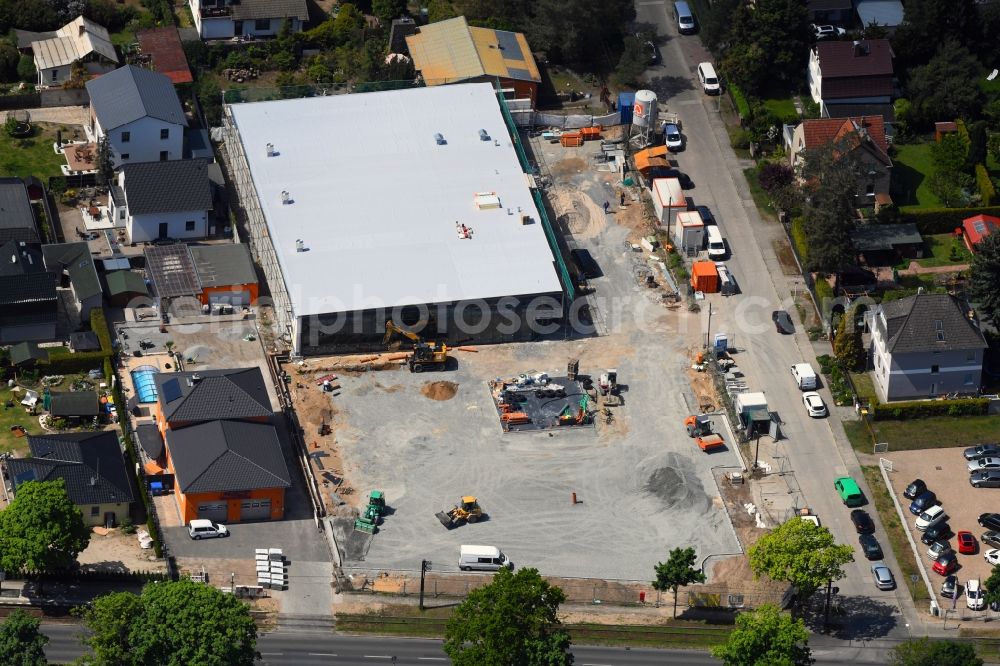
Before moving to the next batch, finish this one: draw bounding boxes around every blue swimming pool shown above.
[131,365,160,403]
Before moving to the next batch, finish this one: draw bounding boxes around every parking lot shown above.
[885,447,999,609]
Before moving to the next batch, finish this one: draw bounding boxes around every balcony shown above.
[200,5,232,17]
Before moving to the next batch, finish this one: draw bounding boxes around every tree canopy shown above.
[970,232,1000,323]
[891,0,981,72]
[443,567,572,666]
[798,143,863,273]
[889,637,983,666]
[748,518,854,609]
[905,40,984,131]
[714,0,810,92]
[0,480,90,574]
[834,305,865,371]
[0,610,48,666]
[77,580,258,666]
[652,547,706,619]
[711,604,812,666]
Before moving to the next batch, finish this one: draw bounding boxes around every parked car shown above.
[871,562,895,590]
[971,470,1000,488]
[909,491,938,515]
[859,533,883,560]
[903,479,927,500]
[569,248,601,279]
[969,457,1000,473]
[187,519,229,540]
[851,509,875,534]
[964,444,1000,461]
[985,549,1000,566]
[983,530,1000,549]
[916,505,948,531]
[958,531,978,555]
[663,123,682,151]
[921,522,952,545]
[941,575,959,599]
[812,24,846,39]
[772,310,794,334]
[834,476,865,507]
[979,513,1000,531]
[646,40,661,65]
[802,392,827,418]
[932,552,959,576]
[967,578,985,611]
[694,205,715,226]
[927,540,952,561]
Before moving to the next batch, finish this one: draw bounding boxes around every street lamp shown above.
[419,559,432,610]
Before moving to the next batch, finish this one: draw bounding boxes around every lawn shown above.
[915,233,972,268]
[761,96,797,122]
[0,123,65,181]
[0,372,96,455]
[849,372,878,404]
[743,167,777,221]
[844,415,1000,454]
[891,142,941,209]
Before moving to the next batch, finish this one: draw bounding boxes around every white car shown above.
[802,392,827,418]
[968,457,1000,473]
[985,549,1000,565]
[813,24,846,39]
[663,123,683,151]
[915,505,947,531]
[967,578,985,610]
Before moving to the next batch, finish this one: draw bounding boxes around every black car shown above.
[964,444,1000,461]
[569,248,601,279]
[850,509,875,534]
[979,513,1000,531]
[921,522,952,545]
[694,205,715,226]
[983,530,1000,549]
[859,533,883,560]
[772,310,794,334]
[941,575,959,599]
[903,478,927,500]
[909,490,937,515]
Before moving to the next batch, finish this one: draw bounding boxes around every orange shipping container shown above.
[560,133,583,147]
[690,261,719,293]
[580,127,601,140]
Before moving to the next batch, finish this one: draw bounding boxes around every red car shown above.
[958,531,978,555]
[933,552,959,576]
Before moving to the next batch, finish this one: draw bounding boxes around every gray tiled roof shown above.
[154,367,272,423]
[42,242,103,302]
[49,390,101,417]
[85,64,187,131]
[0,178,40,244]
[190,244,257,288]
[166,420,291,493]
[231,0,309,22]
[121,159,212,216]
[878,294,988,354]
[136,423,164,460]
[8,431,134,505]
[0,240,45,277]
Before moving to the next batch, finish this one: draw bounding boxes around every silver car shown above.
[964,444,1000,461]
[971,470,1000,488]
[969,457,1000,473]
[871,562,895,590]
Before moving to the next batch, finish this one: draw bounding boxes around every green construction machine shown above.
[354,490,386,534]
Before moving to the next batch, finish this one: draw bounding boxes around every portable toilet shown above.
[673,210,705,256]
[618,92,635,125]
[690,261,719,293]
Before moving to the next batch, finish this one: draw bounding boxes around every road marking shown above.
[260,653,283,656]
[582,663,614,666]
[364,657,392,660]
[417,659,447,661]
[308,654,338,657]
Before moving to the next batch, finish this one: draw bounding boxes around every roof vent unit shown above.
[191,373,202,383]
[456,222,473,239]
[266,143,276,157]
[295,239,306,252]
[434,133,446,145]
[281,190,291,205]
[479,129,490,141]
[474,192,501,210]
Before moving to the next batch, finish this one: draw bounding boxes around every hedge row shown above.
[898,206,1000,234]
[870,397,989,421]
[729,85,751,121]
[90,308,113,353]
[790,217,809,267]
[975,164,996,206]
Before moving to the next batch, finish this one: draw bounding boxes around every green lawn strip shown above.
[843,420,873,455]
[111,30,137,47]
[761,96,796,121]
[892,142,941,209]
[848,373,878,404]
[743,167,777,220]
[0,373,93,454]
[914,234,971,268]
[864,415,998,451]
[0,123,66,181]
[860,466,930,604]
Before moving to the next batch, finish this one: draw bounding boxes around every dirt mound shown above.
[420,381,458,400]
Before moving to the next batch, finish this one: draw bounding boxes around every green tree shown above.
[0,40,20,83]
[889,637,982,666]
[748,518,854,612]
[969,232,1000,322]
[652,547,706,619]
[906,40,984,130]
[443,567,572,666]
[0,610,48,666]
[17,55,36,84]
[798,142,861,272]
[891,0,979,72]
[0,480,90,573]
[78,580,258,666]
[834,306,865,371]
[711,604,812,666]
[372,0,406,24]
[984,564,1000,613]
[614,36,646,87]
[700,0,741,53]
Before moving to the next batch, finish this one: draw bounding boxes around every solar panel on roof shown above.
[495,31,523,59]
[975,221,986,234]
[161,378,182,403]
[145,245,203,298]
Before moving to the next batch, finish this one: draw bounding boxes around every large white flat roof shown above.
[228,83,561,318]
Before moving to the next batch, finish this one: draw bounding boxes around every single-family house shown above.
[85,65,187,168]
[6,431,134,527]
[152,368,290,523]
[42,242,103,319]
[855,0,904,31]
[49,390,101,422]
[869,293,988,401]
[111,159,212,243]
[851,223,922,265]
[962,214,999,254]
[26,16,118,87]
[807,40,894,121]
[0,178,41,244]
[0,241,57,343]
[807,0,853,25]
[787,116,892,204]
[136,27,194,85]
[190,244,259,307]
[406,16,541,106]
[189,0,308,40]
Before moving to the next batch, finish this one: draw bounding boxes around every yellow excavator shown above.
[436,496,485,529]
[383,320,450,373]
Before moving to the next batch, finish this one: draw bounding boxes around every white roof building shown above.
[226,83,564,353]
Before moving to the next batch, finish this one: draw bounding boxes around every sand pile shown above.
[420,381,458,401]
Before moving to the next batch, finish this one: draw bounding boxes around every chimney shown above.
[853,41,869,57]
[79,23,86,37]
[191,373,202,383]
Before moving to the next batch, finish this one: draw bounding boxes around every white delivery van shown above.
[673,1,696,34]
[188,519,229,540]
[791,363,818,391]
[705,225,726,258]
[697,62,720,95]
[458,545,514,572]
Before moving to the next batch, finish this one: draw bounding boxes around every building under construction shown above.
[221,82,569,356]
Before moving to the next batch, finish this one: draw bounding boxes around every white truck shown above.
[790,363,818,391]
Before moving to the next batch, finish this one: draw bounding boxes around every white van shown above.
[188,519,229,540]
[673,1,696,34]
[698,62,720,95]
[705,225,726,258]
[458,545,514,572]
[791,363,818,391]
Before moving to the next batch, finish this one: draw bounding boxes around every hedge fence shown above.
[870,397,990,420]
[32,309,114,374]
[975,164,996,206]
[898,206,1000,234]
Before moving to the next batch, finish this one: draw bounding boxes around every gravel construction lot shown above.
[885,448,999,607]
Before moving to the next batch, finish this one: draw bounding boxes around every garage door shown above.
[209,290,251,306]
[197,503,228,522]
[240,500,271,521]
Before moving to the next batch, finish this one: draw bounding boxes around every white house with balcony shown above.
[111,159,213,243]
[189,0,308,40]
[85,65,187,168]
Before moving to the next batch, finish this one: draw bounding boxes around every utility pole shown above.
[705,303,713,350]
[753,432,761,470]
[419,559,432,610]
[823,579,836,631]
